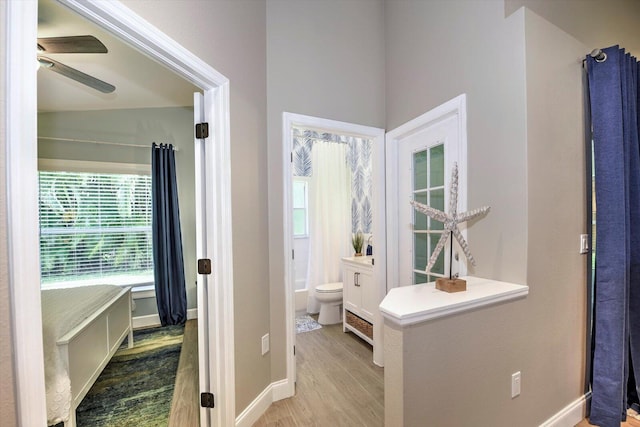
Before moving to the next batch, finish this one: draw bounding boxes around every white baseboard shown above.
[235,379,293,427]
[540,392,591,427]
[235,383,275,427]
[132,308,198,330]
[271,378,293,402]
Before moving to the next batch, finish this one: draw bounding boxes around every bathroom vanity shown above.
[342,256,376,345]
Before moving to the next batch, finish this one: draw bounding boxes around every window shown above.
[413,144,445,284]
[38,170,153,288]
[293,178,309,237]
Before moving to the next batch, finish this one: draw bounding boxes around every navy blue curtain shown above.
[151,143,187,326]
[588,46,639,426]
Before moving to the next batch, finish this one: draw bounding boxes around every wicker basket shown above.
[345,310,373,339]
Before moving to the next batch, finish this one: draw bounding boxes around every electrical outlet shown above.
[261,333,270,356]
[511,371,521,398]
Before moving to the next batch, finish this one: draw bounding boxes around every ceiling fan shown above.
[37,35,116,94]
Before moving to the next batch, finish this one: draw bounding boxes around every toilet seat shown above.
[316,282,343,293]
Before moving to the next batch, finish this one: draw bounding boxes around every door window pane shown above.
[412,143,446,284]
[430,144,445,187]
[413,150,428,191]
[414,192,428,231]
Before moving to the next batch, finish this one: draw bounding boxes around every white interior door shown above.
[386,95,467,288]
[194,91,211,426]
[397,117,457,286]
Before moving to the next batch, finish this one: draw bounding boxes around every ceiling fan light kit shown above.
[37,35,116,93]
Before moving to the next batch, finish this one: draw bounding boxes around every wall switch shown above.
[511,371,521,398]
[261,333,270,355]
[580,234,589,254]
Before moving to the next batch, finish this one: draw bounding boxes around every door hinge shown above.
[201,392,215,408]
[294,345,296,355]
[195,122,209,139]
[292,249,295,260]
[198,258,212,275]
[291,152,293,163]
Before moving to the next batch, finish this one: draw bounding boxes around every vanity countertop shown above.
[342,255,373,266]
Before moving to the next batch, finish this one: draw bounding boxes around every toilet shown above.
[314,282,343,325]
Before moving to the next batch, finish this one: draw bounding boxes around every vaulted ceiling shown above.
[37,0,199,112]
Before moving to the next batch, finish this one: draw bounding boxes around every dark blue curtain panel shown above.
[588,46,640,427]
[151,143,187,326]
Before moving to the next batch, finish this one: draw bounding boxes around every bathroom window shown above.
[413,143,445,284]
[293,178,309,237]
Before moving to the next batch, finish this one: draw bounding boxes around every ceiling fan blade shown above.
[39,56,115,94]
[37,35,108,54]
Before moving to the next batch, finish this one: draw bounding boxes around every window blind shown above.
[38,171,153,285]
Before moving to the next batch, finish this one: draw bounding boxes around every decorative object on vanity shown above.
[410,162,490,293]
[352,230,364,256]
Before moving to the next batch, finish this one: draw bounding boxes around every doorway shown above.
[5,1,234,426]
[280,113,386,397]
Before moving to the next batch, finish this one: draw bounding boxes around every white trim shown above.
[385,94,468,290]
[379,276,528,326]
[539,392,591,427]
[270,378,291,402]
[282,112,387,391]
[6,2,234,427]
[132,307,198,330]
[38,158,151,175]
[235,379,289,427]
[5,1,48,424]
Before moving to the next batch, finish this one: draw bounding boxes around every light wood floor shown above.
[169,319,199,427]
[172,320,640,427]
[253,320,384,427]
[576,413,640,427]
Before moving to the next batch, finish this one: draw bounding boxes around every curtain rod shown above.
[38,136,179,151]
[590,48,607,62]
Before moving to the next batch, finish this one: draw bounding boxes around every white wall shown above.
[266,0,385,381]
[293,237,309,291]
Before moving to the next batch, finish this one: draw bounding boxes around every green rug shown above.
[52,324,184,427]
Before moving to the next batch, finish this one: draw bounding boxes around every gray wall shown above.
[119,0,269,415]
[384,0,636,425]
[38,107,197,317]
[385,1,530,423]
[0,0,18,423]
[506,0,640,54]
[266,0,385,382]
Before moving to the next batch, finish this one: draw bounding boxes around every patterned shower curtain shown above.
[587,45,639,426]
[151,143,187,326]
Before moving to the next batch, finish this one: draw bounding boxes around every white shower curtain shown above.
[306,142,352,313]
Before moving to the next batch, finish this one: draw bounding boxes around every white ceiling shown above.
[37,0,199,112]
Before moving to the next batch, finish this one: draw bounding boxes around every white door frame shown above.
[4,1,235,425]
[281,113,386,394]
[385,94,467,289]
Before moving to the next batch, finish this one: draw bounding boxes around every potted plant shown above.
[352,231,364,256]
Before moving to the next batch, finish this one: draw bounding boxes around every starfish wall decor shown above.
[410,162,490,276]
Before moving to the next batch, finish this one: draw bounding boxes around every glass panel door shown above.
[413,143,446,284]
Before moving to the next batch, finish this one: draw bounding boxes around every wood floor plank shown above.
[254,320,384,426]
[169,319,199,427]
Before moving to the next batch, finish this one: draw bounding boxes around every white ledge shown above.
[379,276,528,327]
